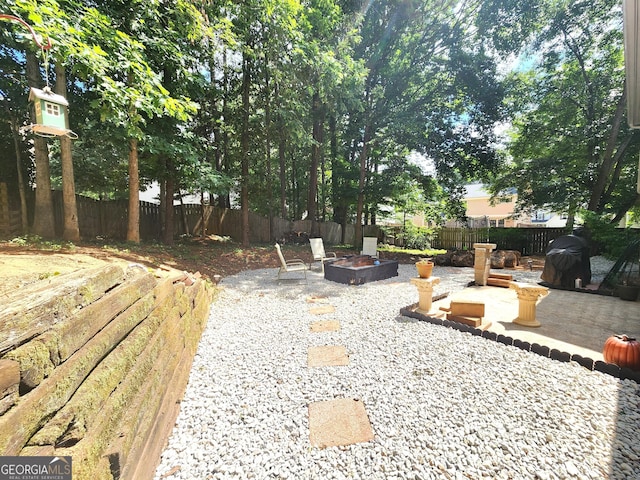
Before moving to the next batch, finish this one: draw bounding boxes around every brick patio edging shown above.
[399,304,640,384]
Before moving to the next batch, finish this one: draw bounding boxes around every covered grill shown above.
[541,234,591,289]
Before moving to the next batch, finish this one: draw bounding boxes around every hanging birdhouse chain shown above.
[41,45,51,88]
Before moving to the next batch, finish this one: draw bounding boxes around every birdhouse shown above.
[28,86,70,136]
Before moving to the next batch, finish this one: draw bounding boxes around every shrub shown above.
[393,224,437,250]
[581,211,638,259]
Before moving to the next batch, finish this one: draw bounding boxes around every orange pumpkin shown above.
[603,335,640,371]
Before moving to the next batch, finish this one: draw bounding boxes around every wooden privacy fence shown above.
[0,183,21,238]
[49,194,363,245]
[202,208,355,244]
[18,192,566,253]
[432,228,490,251]
[432,227,568,255]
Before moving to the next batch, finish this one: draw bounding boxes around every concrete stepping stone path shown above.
[310,319,340,332]
[308,398,375,448]
[308,304,336,315]
[307,297,374,448]
[307,345,349,367]
[306,294,330,304]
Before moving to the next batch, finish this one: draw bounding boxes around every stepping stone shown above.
[306,295,329,304]
[310,320,340,332]
[309,305,336,315]
[308,398,374,448]
[307,346,349,367]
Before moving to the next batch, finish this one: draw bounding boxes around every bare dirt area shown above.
[0,237,358,296]
[0,237,545,298]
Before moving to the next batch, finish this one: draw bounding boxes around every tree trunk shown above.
[308,91,322,237]
[240,52,251,247]
[159,180,166,239]
[126,67,140,244]
[264,47,273,241]
[179,192,189,236]
[219,48,231,209]
[163,164,175,245]
[127,137,140,243]
[26,51,54,238]
[9,119,28,232]
[355,124,369,250]
[329,115,348,234]
[588,84,627,212]
[292,151,299,219]
[54,63,80,242]
[276,83,287,219]
[200,192,206,237]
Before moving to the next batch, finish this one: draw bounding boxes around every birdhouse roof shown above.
[28,87,69,107]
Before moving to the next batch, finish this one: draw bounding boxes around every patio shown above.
[429,284,640,364]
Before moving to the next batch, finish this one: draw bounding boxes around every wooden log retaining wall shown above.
[0,263,214,479]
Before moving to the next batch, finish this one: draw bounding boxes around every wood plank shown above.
[5,273,156,392]
[489,272,513,280]
[450,301,485,318]
[0,359,20,394]
[446,314,483,327]
[0,283,163,454]
[487,277,512,288]
[0,265,125,355]
[0,389,18,416]
[113,282,210,480]
[51,271,156,364]
[27,292,174,448]
[20,445,54,456]
[55,305,183,479]
[111,322,189,480]
[152,275,177,307]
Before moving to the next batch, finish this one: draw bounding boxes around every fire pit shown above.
[324,255,398,285]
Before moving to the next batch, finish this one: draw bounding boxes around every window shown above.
[497,219,505,227]
[45,102,60,117]
[533,210,549,222]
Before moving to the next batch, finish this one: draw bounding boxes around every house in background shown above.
[463,183,521,227]
[446,183,567,228]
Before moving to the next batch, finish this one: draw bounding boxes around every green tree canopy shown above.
[487,0,640,225]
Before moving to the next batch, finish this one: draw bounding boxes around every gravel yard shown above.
[154,260,639,480]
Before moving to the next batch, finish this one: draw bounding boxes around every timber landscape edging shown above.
[0,262,214,479]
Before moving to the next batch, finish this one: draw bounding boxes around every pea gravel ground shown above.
[154,262,640,480]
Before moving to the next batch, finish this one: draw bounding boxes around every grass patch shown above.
[380,244,446,257]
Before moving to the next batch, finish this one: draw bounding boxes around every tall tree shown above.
[54,61,79,241]
[26,50,55,238]
[488,0,640,224]
[345,0,504,242]
[0,22,30,232]
[240,48,251,246]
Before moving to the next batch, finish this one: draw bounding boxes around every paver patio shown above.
[433,285,640,362]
